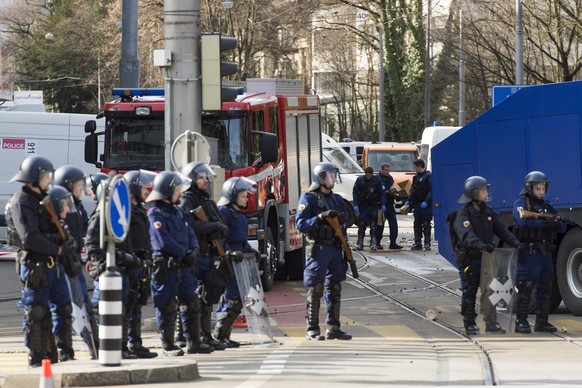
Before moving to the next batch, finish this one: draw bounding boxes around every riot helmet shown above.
[520,171,549,196]
[309,161,341,191]
[123,170,157,202]
[10,155,54,186]
[458,176,491,204]
[146,171,190,203]
[218,177,257,206]
[182,162,216,193]
[85,172,109,201]
[47,185,77,217]
[54,165,85,199]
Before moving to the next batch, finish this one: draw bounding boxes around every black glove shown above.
[319,210,338,220]
[250,248,262,263]
[517,243,527,250]
[542,220,561,231]
[209,223,229,239]
[182,248,200,267]
[117,250,140,268]
[480,243,495,253]
[59,243,74,257]
[227,250,244,263]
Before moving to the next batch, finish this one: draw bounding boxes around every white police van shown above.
[0,111,104,243]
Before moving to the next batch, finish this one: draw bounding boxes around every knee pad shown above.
[308,284,324,300]
[329,281,342,298]
[518,281,535,293]
[27,305,47,322]
[180,299,199,315]
[228,297,242,312]
[55,303,73,318]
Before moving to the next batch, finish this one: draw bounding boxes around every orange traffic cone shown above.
[39,359,55,388]
[232,313,247,328]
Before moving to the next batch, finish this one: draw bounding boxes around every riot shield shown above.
[232,253,274,345]
[479,248,518,334]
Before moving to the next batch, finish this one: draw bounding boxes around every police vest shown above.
[4,197,23,249]
[514,196,558,244]
[305,192,342,245]
[411,172,430,203]
[356,178,379,206]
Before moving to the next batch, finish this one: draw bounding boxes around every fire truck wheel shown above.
[260,228,276,292]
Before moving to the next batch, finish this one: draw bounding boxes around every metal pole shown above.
[459,8,465,126]
[424,0,431,129]
[119,0,140,87]
[379,24,385,142]
[516,0,524,85]
[163,0,201,171]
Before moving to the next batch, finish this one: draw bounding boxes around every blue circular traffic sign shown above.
[106,175,131,243]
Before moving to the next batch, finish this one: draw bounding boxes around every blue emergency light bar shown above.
[112,88,165,97]
[112,86,244,99]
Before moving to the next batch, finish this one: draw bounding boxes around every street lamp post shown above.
[516,0,524,85]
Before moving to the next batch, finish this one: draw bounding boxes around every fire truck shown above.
[84,79,344,291]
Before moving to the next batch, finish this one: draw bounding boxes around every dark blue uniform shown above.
[409,170,433,249]
[376,173,398,247]
[454,202,519,330]
[148,201,200,345]
[352,174,384,249]
[8,186,72,365]
[296,189,349,337]
[214,203,250,341]
[512,194,565,331]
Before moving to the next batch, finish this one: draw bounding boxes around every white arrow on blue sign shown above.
[106,175,131,243]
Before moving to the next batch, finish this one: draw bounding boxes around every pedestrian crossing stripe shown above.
[278,324,422,340]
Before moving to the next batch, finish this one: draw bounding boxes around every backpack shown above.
[446,210,459,251]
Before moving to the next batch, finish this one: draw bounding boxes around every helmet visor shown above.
[193,164,217,182]
[472,186,492,202]
[176,173,192,193]
[321,169,341,186]
[137,170,157,189]
[56,192,77,215]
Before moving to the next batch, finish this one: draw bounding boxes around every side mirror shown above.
[85,120,97,134]
[260,133,278,163]
[85,133,98,165]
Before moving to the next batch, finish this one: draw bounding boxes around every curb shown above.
[3,358,199,388]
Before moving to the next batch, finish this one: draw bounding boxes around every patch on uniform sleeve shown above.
[299,203,306,211]
[463,220,471,228]
[154,221,162,229]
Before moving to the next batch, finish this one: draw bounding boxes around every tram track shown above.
[351,250,500,385]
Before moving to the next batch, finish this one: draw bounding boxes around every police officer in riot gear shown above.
[85,173,109,204]
[85,175,141,360]
[352,166,385,250]
[296,162,352,341]
[123,170,158,358]
[147,171,211,356]
[376,163,402,250]
[179,162,229,351]
[6,155,76,367]
[453,176,521,335]
[512,171,565,334]
[214,176,258,348]
[53,165,99,358]
[406,159,433,251]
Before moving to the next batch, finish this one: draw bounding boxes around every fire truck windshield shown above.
[202,111,250,169]
[106,119,165,171]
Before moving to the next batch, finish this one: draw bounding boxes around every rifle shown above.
[40,196,67,242]
[190,206,233,278]
[326,216,359,278]
[517,207,577,225]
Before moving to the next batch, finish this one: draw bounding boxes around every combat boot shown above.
[465,324,480,335]
[186,339,214,354]
[325,326,352,340]
[534,322,557,333]
[305,330,325,341]
[389,242,403,250]
[128,341,158,358]
[354,227,365,250]
[411,244,423,251]
[485,322,506,334]
[202,336,227,350]
[534,281,557,333]
[515,320,531,334]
